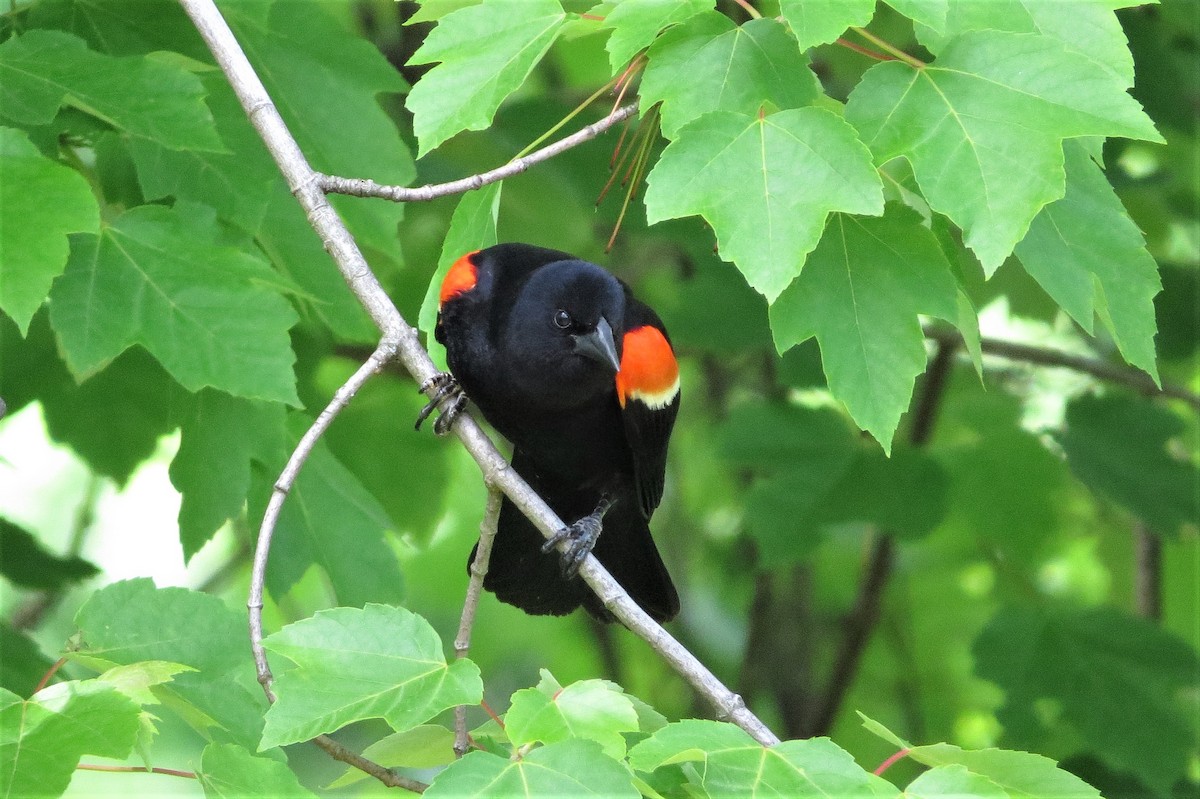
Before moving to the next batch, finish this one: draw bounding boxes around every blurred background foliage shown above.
[0,0,1197,797]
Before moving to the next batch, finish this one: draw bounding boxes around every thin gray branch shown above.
[179,0,779,761]
[454,487,502,757]
[321,103,639,203]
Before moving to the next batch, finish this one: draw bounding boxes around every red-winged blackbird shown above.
[419,243,681,623]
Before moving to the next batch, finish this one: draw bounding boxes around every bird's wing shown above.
[615,300,680,518]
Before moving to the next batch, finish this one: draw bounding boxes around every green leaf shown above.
[1015,142,1161,381]
[721,401,947,563]
[407,0,568,155]
[628,719,879,798]
[862,715,1103,799]
[257,414,405,607]
[640,15,821,139]
[27,0,212,61]
[256,187,377,342]
[328,724,456,788]
[96,661,193,706]
[884,0,948,32]
[316,363,451,543]
[0,681,141,799]
[0,624,54,697]
[260,604,482,749]
[845,30,1161,273]
[199,743,317,799]
[48,203,300,404]
[973,604,1198,795]
[71,579,267,748]
[906,765,1007,799]
[719,401,859,467]
[130,75,280,235]
[419,183,503,369]
[599,0,712,72]
[426,739,639,798]
[779,0,875,51]
[914,0,1135,86]
[769,206,959,449]
[222,3,413,255]
[40,347,187,484]
[0,517,97,589]
[0,30,222,151]
[170,390,285,559]
[1058,393,1198,538]
[0,127,98,333]
[506,679,639,760]
[645,108,884,302]
[935,429,1070,560]
[72,578,246,674]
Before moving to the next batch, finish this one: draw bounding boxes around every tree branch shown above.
[923,325,1200,410]
[179,0,779,769]
[454,487,502,757]
[319,103,638,203]
[1134,521,1162,621]
[811,339,957,735]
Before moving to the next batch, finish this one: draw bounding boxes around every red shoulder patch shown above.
[439,251,480,305]
[616,326,680,409]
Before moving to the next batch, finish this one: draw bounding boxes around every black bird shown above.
[420,243,680,623]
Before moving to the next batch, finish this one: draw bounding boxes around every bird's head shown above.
[503,259,627,407]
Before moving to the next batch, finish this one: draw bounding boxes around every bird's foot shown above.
[415,373,467,436]
[541,497,614,579]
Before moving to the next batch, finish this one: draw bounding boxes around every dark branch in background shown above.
[454,487,502,757]
[923,325,1200,410]
[1134,522,1162,621]
[811,338,958,736]
[739,566,817,738]
[178,8,780,793]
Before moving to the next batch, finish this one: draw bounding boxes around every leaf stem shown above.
[873,748,910,776]
[850,27,925,69]
[76,764,197,780]
[33,657,66,694]
[730,0,762,20]
[835,37,895,62]
[514,73,623,160]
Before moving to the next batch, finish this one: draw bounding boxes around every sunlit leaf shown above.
[260,604,482,749]
[646,108,883,302]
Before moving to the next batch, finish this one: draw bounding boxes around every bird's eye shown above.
[553,309,572,329]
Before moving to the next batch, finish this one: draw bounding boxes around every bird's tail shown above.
[472,455,679,623]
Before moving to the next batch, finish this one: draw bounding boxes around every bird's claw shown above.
[541,498,613,579]
[415,373,467,436]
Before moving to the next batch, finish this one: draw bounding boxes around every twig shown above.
[835,37,895,61]
[34,657,67,694]
[319,103,638,203]
[811,340,956,735]
[76,764,196,779]
[247,343,397,704]
[312,734,423,792]
[874,748,911,776]
[1134,522,1162,621]
[730,0,762,20]
[180,0,779,759]
[923,325,1200,410]
[454,487,502,757]
[849,27,925,69]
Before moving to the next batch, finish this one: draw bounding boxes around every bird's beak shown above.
[573,316,621,373]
